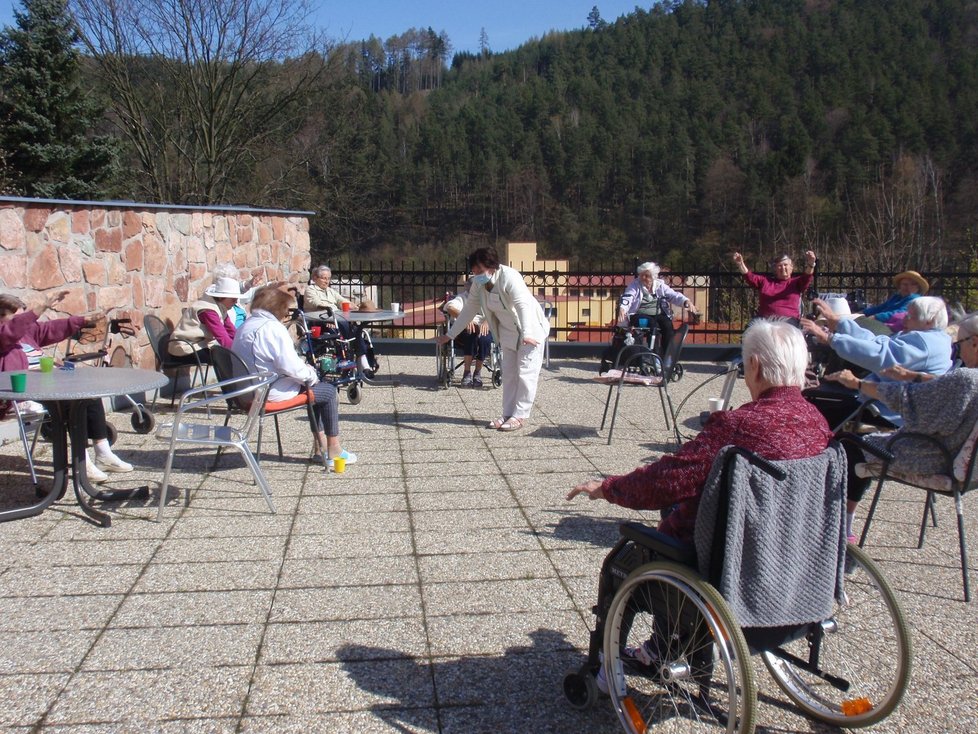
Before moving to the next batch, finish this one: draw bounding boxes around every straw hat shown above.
[892,270,929,295]
[357,298,380,313]
[204,276,244,299]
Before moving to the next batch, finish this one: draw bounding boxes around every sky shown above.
[0,1,649,55]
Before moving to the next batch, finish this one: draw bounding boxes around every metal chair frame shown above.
[142,314,211,408]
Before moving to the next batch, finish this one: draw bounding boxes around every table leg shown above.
[66,400,149,528]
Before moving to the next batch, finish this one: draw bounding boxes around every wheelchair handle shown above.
[725,446,788,481]
[837,432,895,462]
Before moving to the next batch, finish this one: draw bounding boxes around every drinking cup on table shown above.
[390,302,401,312]
[39,356,55,373]
[333,456,346,473]
[708,397,725,413]
[10,372,27,392]
[310,325,322,338]
[341,301,351,314]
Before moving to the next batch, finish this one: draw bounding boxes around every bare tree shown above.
[71,0,331,205]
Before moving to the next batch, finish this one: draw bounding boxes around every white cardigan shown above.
[448,265,548,351]
[232,309,317,402]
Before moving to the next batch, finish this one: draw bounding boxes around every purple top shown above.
[0,311,86,372]
[198,308,236,348]
[742,271,813,319]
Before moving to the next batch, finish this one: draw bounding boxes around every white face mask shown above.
[471,273,491,285]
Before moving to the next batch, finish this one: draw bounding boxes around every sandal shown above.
[486,417,507,429]
[498,417,525,432]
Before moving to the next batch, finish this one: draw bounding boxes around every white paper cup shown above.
[390,302,401,312]
[824,297,851,316]
[708,397,725,413]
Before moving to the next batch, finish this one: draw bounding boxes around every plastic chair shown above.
[143,314,210,407]
[209,345,327,467]
[856,419,978,601]
[596,324,689,445]
[155,372,276,521]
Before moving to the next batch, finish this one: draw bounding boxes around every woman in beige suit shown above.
[437,247,549,431]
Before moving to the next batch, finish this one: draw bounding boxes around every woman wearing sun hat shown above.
[168,275,243,359]
[857,270,929,334]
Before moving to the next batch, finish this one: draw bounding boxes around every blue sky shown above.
[0,1,649,55]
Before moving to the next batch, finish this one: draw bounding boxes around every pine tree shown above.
[0,0,116,198]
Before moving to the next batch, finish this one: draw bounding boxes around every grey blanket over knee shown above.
[694,444,848,628]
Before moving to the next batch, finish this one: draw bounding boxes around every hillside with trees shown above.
[2,0,977,269]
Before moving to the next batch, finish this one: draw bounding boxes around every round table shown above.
[0,368,168,527]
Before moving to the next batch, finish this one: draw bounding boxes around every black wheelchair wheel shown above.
[762,544,911,727]
[347,383,363,405]
[492,369,502,388]
[669,363,684,383]
[562,671,599,711]
[131,407,155,434]
[604,560,756,734]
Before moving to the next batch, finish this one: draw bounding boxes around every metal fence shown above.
[330,259,978,344]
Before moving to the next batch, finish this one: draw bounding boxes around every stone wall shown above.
[0,197,312,369]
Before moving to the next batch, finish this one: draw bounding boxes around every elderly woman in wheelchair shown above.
[566,319,910,732]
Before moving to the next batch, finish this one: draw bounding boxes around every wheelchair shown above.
[563,445,911,733]
[435,300,502,390]
[292,308,364,405]
[600,309,685,383]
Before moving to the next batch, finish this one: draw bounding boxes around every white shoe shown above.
[86,461,108,483]
[95,453,134,473]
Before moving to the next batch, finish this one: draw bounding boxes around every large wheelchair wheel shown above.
[435,339,451,389]
[603,561,756,733]
[761,544,911,728]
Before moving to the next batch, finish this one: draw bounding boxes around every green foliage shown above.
[0,0,116,198]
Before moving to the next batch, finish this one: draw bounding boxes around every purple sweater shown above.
[0,311,86,372]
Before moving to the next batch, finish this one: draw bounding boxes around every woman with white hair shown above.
[568,319,832,544]
[618,261,698,357]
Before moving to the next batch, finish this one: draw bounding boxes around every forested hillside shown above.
[330,0,978,268]
[5,0,978,269]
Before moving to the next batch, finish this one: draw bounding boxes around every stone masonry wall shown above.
[0,198,312,369]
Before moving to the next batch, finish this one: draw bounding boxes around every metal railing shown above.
[327,259,978,344]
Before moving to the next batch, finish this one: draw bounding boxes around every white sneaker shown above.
[95,453,134,473]
[86,461,108,483]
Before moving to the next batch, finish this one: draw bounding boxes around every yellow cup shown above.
[39,356,55,373]
[333,456,346,473]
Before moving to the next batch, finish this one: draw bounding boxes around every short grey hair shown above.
[311,265,332,279]
[742,319,808,389]
[954,312,978,341]
[637,262,660,279]
[908,296,948,330]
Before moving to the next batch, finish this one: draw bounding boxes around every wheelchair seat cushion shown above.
[695,444,848,628]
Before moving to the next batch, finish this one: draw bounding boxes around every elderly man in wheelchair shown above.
[566,319,910,732]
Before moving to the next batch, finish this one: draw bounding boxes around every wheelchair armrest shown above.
[65,350,107,364]
[837,432,894,462]
[620,522,697,566]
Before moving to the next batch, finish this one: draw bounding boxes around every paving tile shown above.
[278,556,418,589]
[0,630,99,674]
[82,624,263,670]
[0,595,123,633]
[406,489,517,512]
[423,578,574,616]
[245,660,435,716]
[239,711,439,733]
[298,494,408,514]
[152,536,287,563]
[113,590,273,627]
[410,508,528,532]
[270,585,422,623]
[290,511,412,536]
[0,672,70,727]
[426,610,588,657]
[413,528,541,556]
[417,551,555,584]
[285,531,415,560]
[0,564,143,597]
[261,618,428,664]
[133,560,281,593]
[45,667,252,724]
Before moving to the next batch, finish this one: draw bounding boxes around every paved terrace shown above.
[0,355,975,733]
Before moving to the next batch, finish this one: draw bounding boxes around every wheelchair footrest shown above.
[619,522,697,566]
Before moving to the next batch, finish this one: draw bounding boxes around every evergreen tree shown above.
[0,0,116,198]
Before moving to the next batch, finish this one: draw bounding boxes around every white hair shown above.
[742,319,808,388]
[637,261,660,279]
[908,296,947,330]
[212,263,239,280]
[954,311,978,341]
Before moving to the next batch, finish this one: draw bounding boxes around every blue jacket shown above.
[863,292,920,323]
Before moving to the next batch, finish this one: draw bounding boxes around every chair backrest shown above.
[694,443,847,628]
[952,415,978,487]
[210,345,258,411]
[142,314,171,364]
[662,323,689,379]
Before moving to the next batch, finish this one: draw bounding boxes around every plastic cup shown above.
[390,302,401,312]
[10,372,27,392]
[310,326,322,338]
[39,356,55,373]
[333,456,346,473]
[341,302,351,313]
[708,397,725,413]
